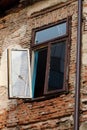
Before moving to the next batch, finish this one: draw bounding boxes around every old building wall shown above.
[0,0,86,129]
[80,0,87,129]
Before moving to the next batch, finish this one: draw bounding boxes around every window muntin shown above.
[35,22,67,44]
[31,18,69,99]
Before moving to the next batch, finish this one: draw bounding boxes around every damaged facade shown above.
[0,0,87,129]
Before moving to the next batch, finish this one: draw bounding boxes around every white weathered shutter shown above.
[7,49,32,99]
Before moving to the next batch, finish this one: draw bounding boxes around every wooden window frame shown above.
[31,17,71,99]
[44,38,69,95]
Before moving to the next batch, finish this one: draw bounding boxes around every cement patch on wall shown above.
[0,45,22,87]
[0,25,27,86]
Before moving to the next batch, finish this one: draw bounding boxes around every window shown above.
[31,18,70,99]
[7,18,70,100]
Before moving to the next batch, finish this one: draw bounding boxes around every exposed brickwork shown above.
[0,0,86,129]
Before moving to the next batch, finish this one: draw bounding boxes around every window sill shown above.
[23,90,69,103]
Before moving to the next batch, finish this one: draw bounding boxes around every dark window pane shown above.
[35,22,66,44]
[33,48,47,98]
[48,41,66,91]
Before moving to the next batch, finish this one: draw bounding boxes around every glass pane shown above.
[32,48,47,98]
[35,22,66,44]
[48,41,66,91]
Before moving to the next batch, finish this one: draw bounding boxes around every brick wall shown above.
[0,0,86,129]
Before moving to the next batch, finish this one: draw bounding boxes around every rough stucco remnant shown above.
[27,0,68,16]
[80,122,87,130]
[82,34,87,64]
